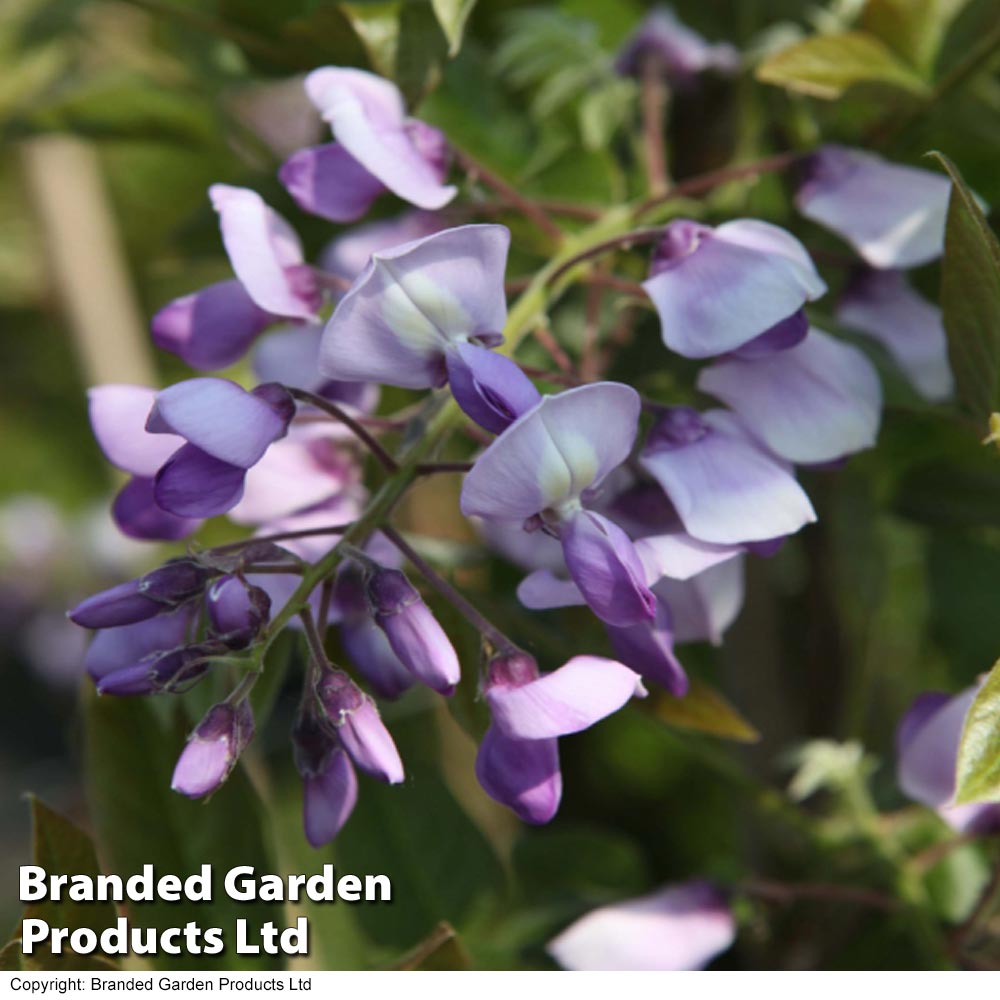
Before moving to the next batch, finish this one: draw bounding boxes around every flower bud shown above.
[171,700,254,799]
[70,560,209,629]
[206,575,271,649]
[314,668,404,784]
[365,567,461,696]
[96,640,220,696]
[292,710,358,848]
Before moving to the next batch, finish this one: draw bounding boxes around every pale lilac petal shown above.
[112,477,202,542]
[279,142,386,223]
[305,68,456,210]
[548,880,735,971]
[606,600,687,695]
[641,409,816,544]
[247,496,362,563]
[251,324,326,392]
[560,509,656,626]
[643,219,825,358]
[655,556,745,645]
[698,329,882,464]
[461,383,641,520]
[837,269,953,402]
[487,655,641,740]
[209,184,319,320]
[477,518,567,573]
[88,384,183,477]
[148,378,292,468]
[320,224,510,388]
[896,692,951,758]
[303,750,358,848]
[151,279,276,371]
[153,445,247,518]
[321,211,444,280]
[445,342,541,435]
[516,570,586,610]
[171,701,254,799]
[475,724,561,824]
[634,532,742,583]
[246,572,323,629]
[796,145,954,269]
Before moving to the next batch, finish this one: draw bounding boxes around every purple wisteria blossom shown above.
[698,328,882,464]
[615,6,740,84]
[293,709,358,848]
[643,219,826,358]
[476,651,643,823]
[639,407,816,544]
[280,67,456,222]
[172,699,255,799]
[795,146,954,269]
[461,383,655,626]
[321,210,444,279]
[547,880,736,971]
[836,268,953,402]
[897,685,1000,834]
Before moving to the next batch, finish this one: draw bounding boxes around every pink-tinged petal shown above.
[487,655,641,740]
[151,279,276,371]
[560,509,656,626]
[897,686,977,810]
[837,269,953,402]
[279,142,385,223]
[547,880,735,971]
[209,184,318,320]
[303,750,358,848]
[446,341,541,435]
[112,477,202,542]
[153,445,247,518]
[698,329,882,464]
[517,569,586,610]
[475,724,562,824]
[148,377,291,468]
[461,383,642,520]
[641,408,816,544]
[83,605,196,681]
[796,145,954,269]
[606,601,688,696]
[654,556,745,646]
[88,384,183,477]
[643,218,825,358]
[634,532,742,583]
[305,68,456,210]
[319,224,510,388]
[321,211,444,280]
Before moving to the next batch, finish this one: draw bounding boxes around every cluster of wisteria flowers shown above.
[66,5,968,970]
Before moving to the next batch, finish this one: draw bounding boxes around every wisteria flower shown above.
[643,219,826,358]
[639,407,816,544]
[280,67,456,222]
[476,652,643,823]
[795,145,954,269]
[461,383,655,626]
[897,685,1000,834]
[836,269,953,402]
[698,328,883,464]
[547,880,736,971]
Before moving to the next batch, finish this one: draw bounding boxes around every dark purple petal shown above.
[560,509,656,626]
[151,279,276,370]
[154,444,247,518]
[279,142,386,223]
[606,601,688,696]
[445,342,541,435]
[475,723,562,824]
[83,605,196,681]
[206,575,271,649]
[340,616,414,700]
[728,309,808,360]
[112,477,202,542]
[303,750,358,848]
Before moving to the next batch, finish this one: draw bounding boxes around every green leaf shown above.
[861,0,969,74]
[955,658,1000,803]
[0,940,23,971]
[929,151,1000,423]
[756,31,930,99]
[431,0,477,57]
[394,1,448,107]
[83,691,283,970]
[648,678,760,743]
[339,2,401,79]
[392,921,471,969]
[25,797,118,936]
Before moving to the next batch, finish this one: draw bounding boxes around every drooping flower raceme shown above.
[643,219,827,358]
[547,880,736,971]
[280,67,457,223]
[461,383,656,626]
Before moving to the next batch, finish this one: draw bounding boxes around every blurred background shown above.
[2,0,1000,971]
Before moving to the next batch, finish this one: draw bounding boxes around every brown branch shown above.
[530,324,575,375]
[742,878,901,912]
[640,57,670,196]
